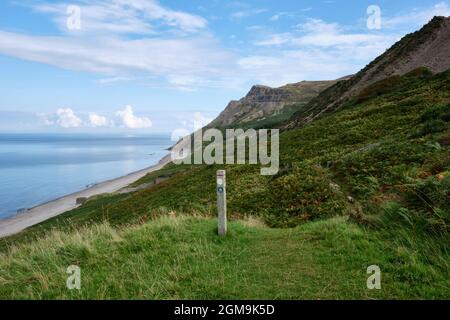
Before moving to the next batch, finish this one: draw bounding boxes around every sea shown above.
[0,133,172,220]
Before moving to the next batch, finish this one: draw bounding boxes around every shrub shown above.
[380,201,449,235]
[420,103,450,123]
[355,76,403,103]
[417,119,447,137]
[403,175,450,213]
[352,175,380,199]
[264,164,348,227]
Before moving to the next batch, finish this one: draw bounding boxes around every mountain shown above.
[4,64,449,299]
[2,17,450,299]
[208,80,338,129]
[286,16,450,128]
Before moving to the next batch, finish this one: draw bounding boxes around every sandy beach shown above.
[0,154,171,239]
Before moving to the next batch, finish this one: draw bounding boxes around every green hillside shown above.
[286,16,450,129]
[1,68,449,299]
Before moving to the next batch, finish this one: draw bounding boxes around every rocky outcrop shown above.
[209,80,336,128]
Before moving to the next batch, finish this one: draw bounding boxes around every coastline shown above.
[0,154,172,239]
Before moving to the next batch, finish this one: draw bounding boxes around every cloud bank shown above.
[55,108,82,128]
[116,105,152,129]
[88,113,109,127]
[41,106,152,129]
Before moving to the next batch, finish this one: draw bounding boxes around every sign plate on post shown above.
[217,170,227,236]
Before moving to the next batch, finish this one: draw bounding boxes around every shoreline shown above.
[0,154,171,239]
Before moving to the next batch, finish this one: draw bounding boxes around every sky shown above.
[0,0,449,134]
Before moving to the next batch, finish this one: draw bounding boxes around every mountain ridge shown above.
[285,16,450,129]
[208,79,339,129]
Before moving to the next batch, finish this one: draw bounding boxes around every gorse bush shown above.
[416,119,448,137]
[413,103,450,137]
[420,103,450,123]
[264,164,348,227]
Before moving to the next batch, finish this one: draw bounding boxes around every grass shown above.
[129,162,193,188]
[0,68,449,299]
[1,215,448,299]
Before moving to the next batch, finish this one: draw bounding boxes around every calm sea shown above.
[0,133,172,219]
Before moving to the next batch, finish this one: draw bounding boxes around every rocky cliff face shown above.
[345,16,450,98]
[286,16,450,128]
[209,80,336,128]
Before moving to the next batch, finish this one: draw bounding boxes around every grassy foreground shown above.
[0,215,448,299]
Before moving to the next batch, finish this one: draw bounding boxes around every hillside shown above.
[1,67,449,299]
[209,80,337,129]
[7,68,447,230]
[1,17,450,300]
[286,16,450,128]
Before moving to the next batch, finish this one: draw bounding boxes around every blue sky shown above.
[0,0,449,134]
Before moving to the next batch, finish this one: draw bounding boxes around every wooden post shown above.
[217,170,227,236]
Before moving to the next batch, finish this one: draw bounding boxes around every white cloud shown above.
[41,115,55,126]
[0,1,447,93]
[383,2,450,29]
[237,50,355,87]
[0,31,232,85]
[43,106,152,129]
[255,19,392,48]
[176,111,213,132]
[231,9,268,19]
[245,17,399,86]
[40,109,113,128]
[294,32,389,47]
[165,74,244,91]
[238,56,282,69]
[297,18,340,34]
[270,13,283,21]
[167,75,205,91]
[55,108,82,128]
[245,0,450,87]
[253,33,292,46]
[96,77,131,85]
[270,8,312,21]
[116,105,152,129]
[34,0,207,34]
[193,112,213,130]
[0,0,229,92]
[88,113,109,127]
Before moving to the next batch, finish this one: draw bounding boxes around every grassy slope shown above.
[1,216,447,299]
[287,17,448,128]
[0,69,449,299]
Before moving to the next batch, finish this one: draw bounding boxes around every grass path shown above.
[0,216,447,299]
